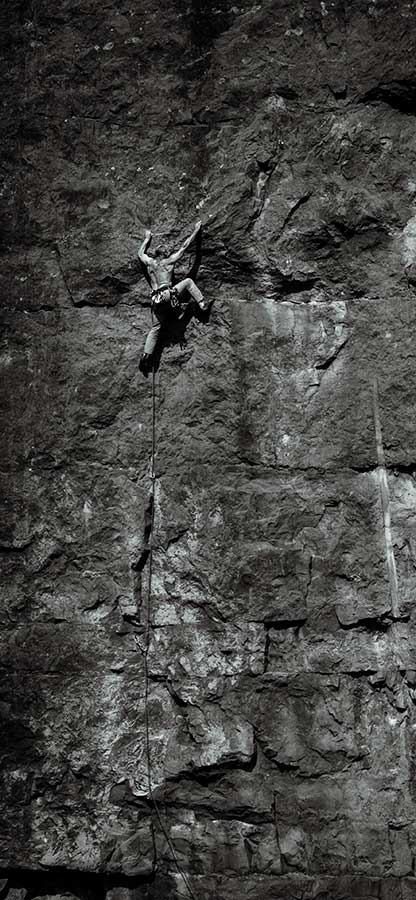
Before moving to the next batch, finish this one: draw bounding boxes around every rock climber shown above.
[138,221,212,377]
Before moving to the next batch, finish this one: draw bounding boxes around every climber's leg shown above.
[144,323,161,356]
[178,303,194,329]
[175,277,207,309]
[139,323,162,377]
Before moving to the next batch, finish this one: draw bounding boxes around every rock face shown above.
[2,1,416,898]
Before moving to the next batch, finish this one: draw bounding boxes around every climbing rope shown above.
[19,7,196,892]
[142,367,198,900]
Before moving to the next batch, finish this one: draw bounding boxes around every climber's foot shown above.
[139,354,151,377]
[198,299,215,322]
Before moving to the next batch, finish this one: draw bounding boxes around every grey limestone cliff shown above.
[2,1,416,898]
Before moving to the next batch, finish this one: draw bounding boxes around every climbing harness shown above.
[142,368,198,900]
[151,283,180,311]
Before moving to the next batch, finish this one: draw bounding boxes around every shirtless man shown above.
[138,221,209,377]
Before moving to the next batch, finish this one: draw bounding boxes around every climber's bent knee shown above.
[175,277,205,308]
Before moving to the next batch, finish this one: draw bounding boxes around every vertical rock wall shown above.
[2,1,416,898]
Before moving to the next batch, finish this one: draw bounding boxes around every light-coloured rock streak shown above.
[372,376,399,617]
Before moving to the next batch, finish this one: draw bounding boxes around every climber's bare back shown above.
[145,257,175,290]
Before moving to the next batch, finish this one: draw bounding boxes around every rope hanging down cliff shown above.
[142,368,198,900]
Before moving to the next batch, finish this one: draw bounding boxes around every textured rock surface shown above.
[3,0,416,897]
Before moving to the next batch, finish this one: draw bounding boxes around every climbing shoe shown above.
[139,354,151,377]
[197,299,214,323]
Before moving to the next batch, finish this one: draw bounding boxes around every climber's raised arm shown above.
[167,221,202,265]
[138,230,153,265]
